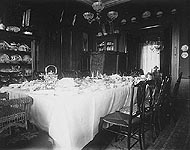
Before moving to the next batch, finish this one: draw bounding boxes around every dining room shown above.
[0,0,189,150]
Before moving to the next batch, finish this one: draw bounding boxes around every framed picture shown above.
[83,32,88,51]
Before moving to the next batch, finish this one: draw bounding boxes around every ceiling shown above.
[76,0,184,8]
[76,0,131,7]
[15,0,186,9]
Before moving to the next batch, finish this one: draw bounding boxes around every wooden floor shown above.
[83,98,190,150]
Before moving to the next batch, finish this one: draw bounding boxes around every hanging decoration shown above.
[145,37,164,53]
[83,0,118,25]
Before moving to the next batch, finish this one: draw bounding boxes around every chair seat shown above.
[102,111,141,127]
[99,81,147,150]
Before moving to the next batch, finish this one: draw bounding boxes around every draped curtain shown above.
[140,43,160,74]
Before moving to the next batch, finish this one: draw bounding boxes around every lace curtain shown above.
[140,43,160,74]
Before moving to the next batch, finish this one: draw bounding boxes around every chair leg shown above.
[25,119,28,130]
[152,112,158,141]
[141,121,146,149]
[142,133,146,149]
[8,127,11,135]
[170,103,177,123]
[127,135,131,150]
[98,118,103,132]
[150,113,155,141]
[157,110,162,132]
[139,129,144,150]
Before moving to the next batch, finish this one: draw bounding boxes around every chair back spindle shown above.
[172,72,182,98]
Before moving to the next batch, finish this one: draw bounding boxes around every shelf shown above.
[0,62,32,65]
[0,48,31,54]
[0,29,36,40]
[0,71,21,73]
[96,33,119,40]
[95,35,118,52]
[0,28,38,84]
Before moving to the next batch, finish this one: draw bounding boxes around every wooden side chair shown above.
[142,76,172,145]
[99,81,147,150]
[0,92,33,135]
[142,78,165,143]
[167,72,183,123]
[171,72,183,98]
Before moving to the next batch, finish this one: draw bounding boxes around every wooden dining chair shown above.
[143,79,158,141]
[167,72,183,123]
[99,81,147,150]
[171,72,182,98]
[142,78,165,144]
[0,92,33,135]
[142,75,172,145]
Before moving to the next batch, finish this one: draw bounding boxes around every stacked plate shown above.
[23,55,32,64]
[0,54,10,63]
[6,26,20,33]
[10,54,22,63]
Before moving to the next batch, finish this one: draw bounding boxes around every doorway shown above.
[127,25,172,77]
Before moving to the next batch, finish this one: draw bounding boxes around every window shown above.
[140,43,160,74]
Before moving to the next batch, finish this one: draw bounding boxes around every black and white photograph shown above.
[0,0,189,150]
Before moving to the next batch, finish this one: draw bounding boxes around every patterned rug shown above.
[105,130,153,150]
[162,114,190,150]
[0,123,52,150]
[6,131,39,145]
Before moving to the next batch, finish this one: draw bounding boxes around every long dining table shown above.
[0,76,138,150]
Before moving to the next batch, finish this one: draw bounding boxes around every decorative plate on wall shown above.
[131,17,137,22]
[181,52,188,59]
[181,45,189,51]
[121,19,127,24]
[156,11,163,17]
[142,11,151,18]
[171,8,177,14]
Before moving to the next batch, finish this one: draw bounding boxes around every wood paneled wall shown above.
[1,1,189,99]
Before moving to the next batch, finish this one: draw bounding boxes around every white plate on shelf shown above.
[0,54,10,63]
[6,26,20,33]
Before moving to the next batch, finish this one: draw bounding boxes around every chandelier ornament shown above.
[107,11,118,22]
[92,0,105,12]
[83,0,118,24]
[146,37,164,53]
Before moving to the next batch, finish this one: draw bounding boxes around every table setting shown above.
[0,68,147,150]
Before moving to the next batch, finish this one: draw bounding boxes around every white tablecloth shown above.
[0,84,134,150]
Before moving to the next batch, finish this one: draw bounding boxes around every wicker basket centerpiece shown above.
[44,65,58,89]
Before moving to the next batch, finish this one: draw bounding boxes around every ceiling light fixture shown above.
[83,0,118,24]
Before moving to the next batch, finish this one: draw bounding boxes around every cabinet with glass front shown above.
[95,34,118,52]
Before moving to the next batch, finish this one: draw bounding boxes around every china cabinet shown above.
[95,34,118,52]
[0,29,38,86]
[90,34,127,75]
